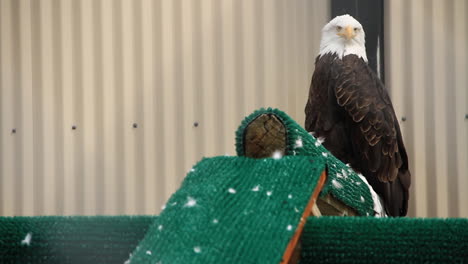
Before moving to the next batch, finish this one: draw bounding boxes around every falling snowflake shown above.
[228,188,236,194]
[294,207,300,213]
[272,151,283,160]
[315,137,325,147]
[322,152,328,157]
[360,196,365,203]
[124,253,133,264]
[158,225,163,231]
[287,225,293,231]
[190,168,196,172]
[212,219,219,224]
[332,179,343,189]
[146,250,152,255]
[288,194,293,199]
[266,191,272,196]
[21,233,32,246]
[295,138,303,148]
[341,169,348,179]
[252,185,260,192]
[161,204,166,210]
[184,196,197,207]
[243,209,253,215]
[194,246,201,253]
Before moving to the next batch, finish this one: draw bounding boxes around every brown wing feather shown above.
[305,53,411,216]
[332,55,402,182]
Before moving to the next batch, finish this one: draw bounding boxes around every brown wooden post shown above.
[244,114,287,158]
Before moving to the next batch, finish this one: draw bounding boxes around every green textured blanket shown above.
[301,216,468,263]
[0,216,155,264]
[129,156,325,263]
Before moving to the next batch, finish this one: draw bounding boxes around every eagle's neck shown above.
[319,38,368,62]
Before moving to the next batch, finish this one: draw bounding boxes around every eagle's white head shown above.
[318,14,368,62]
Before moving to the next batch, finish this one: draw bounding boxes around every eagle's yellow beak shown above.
[338,26,355,40]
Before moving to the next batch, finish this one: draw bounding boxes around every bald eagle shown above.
[305,15,411,216]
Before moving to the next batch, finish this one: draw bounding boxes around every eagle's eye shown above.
[354,27,359,32]
[336,26,342,31]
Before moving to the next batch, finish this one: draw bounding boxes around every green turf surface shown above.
[301,216,468,263]
[0,215,154,264]
[129,156,324,263]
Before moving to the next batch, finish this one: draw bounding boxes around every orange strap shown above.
[280,170,327,264]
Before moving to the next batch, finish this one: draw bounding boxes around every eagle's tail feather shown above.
[383,169,410,216]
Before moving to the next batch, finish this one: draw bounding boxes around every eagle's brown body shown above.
[305,53,411,216]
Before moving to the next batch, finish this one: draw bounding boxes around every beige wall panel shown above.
[432,0,450,218]
[386,0,468,217]
[160,0,178,201]
[100,0,117,214]
[141,0,158,214]
[286,2,298,119]
[385,0,405,135]
[454,0,468,217]
[200,0,216,157]
[40,0,57,215]
[61,0,77,215]
[410,0,428,217]
[121,0,137,215]
[1,0,15,216]
[262,0,278,113]
[81,0,97,215]
[221,0,236,156]
[19,0,34,216]
[242,0,256,118]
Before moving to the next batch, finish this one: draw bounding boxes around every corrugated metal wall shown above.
[386,0,468,217]
[0,0,330,216]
